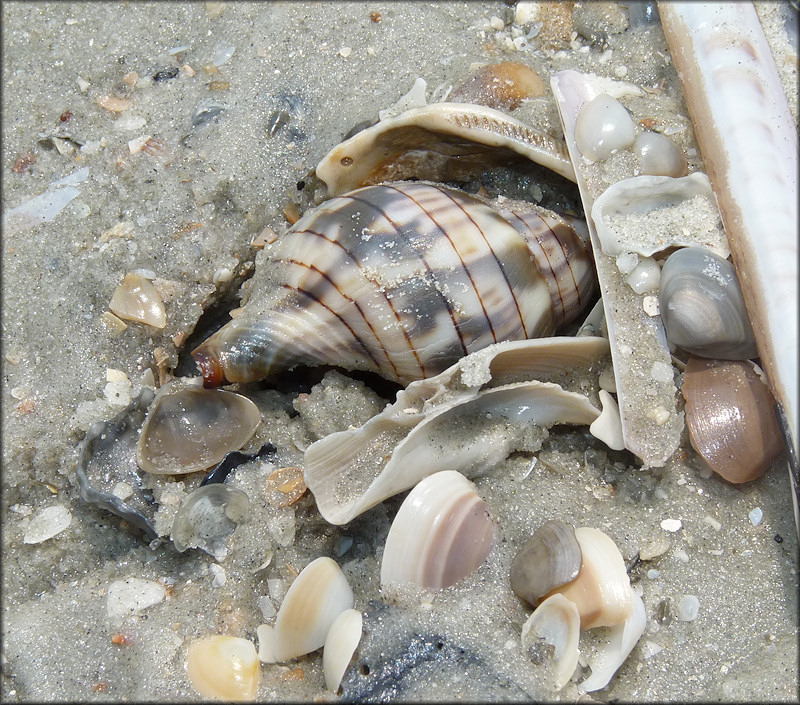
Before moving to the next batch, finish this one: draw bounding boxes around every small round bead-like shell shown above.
[574,94,635,162]
[632,131,688,177]
[682,356,784,483]
[186,635,260,701]
[380,470,494,590]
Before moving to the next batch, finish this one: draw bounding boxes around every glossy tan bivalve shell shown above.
[682,356,784,484]
[380,470,494,591]
[186,635,260,701]
[193,181,595,387]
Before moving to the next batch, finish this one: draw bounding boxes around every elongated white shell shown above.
[315,102,576,196]
[323,608,363,692]
[521,593,581,691]
[304,336,609,525]
[272,557,354,662]
[380,470,494,590]
[193,182,595,387]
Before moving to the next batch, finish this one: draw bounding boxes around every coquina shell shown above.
[193,181,595,387]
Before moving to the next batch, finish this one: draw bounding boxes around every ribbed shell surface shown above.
[193,182,592,386]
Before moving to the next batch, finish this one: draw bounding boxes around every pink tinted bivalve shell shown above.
[682,356,784,484]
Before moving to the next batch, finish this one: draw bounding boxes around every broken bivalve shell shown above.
[323,608,363,692]
[589,390,625,451]
[521,593,581,692]
[449,62,545,111]
[380,470,494,591]
[682,356,784,483]
[574,94,635,162]
[136,387,261,474]
[659,247,758,360]
[186,635,260,701]
[193,181,595,387]
[271,557,354,662]
[546,527,633,629]
[510,520,582,608]
[109,272,166,328]
[632,131,689,178]
[315,103,575,196]
[305,337,608,524]
[578,590,646,693]
[171,483,250,558]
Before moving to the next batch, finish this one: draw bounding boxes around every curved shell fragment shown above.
[304,337,608,525]
[109,272,166,328]
[323,608,363,692]
[589,389,625,451]
[521,593,581,691]
[315,102,575,196]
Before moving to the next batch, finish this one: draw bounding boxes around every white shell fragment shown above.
[676,594,700,622]
[272,557,354,662]
[323,608,363,692]
[548,527,633,629]
[521,593,581,691]
[186,635,260,701]
[305,337,609,524]
[171,484,250,559]
[315,102,575,196]
[256,624,277,664]
[574,94,635,162]
[578,590,646,693]
[380,471,494,590]
[106,577,166,619]
[589,390,625,451]
[632,131,688,177]
[109,272,166,328]
[591,173,729,258]
[22,505,72,544]
[136,387,261,474]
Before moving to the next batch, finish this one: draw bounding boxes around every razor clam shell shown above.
[76,387,159,540]
[314,102,575,197]
[304,336,608,525]
[551,69,684,466]
[659,2,798,466]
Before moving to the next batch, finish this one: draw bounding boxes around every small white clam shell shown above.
[578,590,646,693]
[315,102,575,197]
[323,608,363,692]
[521,593,581,691]
[590,173,729,258]
[185,635,260,702]
[574,94,635,162]
[136,387,261,474]
[632,131,688,177]
[380,470,494,590]
[547,527,633,629]
[109,272,166,328]
[272,557,354,662]
[305,337,608,525]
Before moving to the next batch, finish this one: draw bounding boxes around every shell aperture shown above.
[193,181,595,387]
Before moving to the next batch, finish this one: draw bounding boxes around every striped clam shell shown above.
[193,181,595,387]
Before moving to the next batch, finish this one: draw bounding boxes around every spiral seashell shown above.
[193,181,595,387]
[659,247,758,360]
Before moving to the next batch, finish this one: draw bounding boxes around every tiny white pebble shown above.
[210,563,227,588]
[703,515,722,531]
[641,640,663,659]
[676,594,700,621]
[504,639,516,650]
[748,507,763,526]
[661,518,682,533]
[673,547,690,563]
[490,15,505,30]
[642,295,660,316]
[647,569,660,579]
[614,65,628,77]
[338,46,352,58]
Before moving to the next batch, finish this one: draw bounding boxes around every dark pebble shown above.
[153,66,180,82]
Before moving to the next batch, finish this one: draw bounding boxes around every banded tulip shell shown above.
[136,387,261,475]
[659,247,758,360]
[682,356,784,483]
[546,527,633,629]
[185,635,260,701]
[380,470,494,590]
[193,181,595,387]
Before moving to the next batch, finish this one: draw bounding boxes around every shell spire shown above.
[192,182,595,387]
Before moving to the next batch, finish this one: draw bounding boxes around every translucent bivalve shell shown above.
[109,272,166,328]
[186,635,260,701]
[521,593,581,691]
[682,356,784,483]
[136,388,261,474]
[380,470,494,590]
